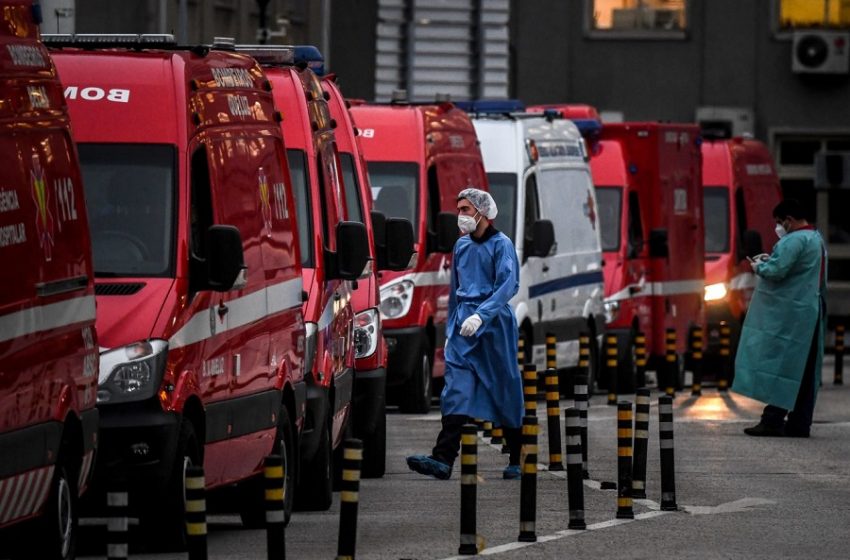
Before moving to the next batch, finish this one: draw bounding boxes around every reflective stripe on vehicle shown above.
[0,465,54,525]
[605,279,704,304]
[0,295,95,343]
[168,277,303,350]
[528,270,605,299]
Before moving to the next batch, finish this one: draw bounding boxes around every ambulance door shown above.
[522,171,546,330]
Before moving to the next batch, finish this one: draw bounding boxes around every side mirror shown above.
[382,217,416,271]
[648,228,669,258]
[527,219,555,258]
[742,229,764,259]
[434,212,458,253]
[207,225,247,291]
[330,221,370,280]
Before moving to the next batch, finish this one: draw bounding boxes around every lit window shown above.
[589,0,688,33]
[779,0,850,30]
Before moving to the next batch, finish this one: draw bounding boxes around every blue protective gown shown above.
[442,227,524,429]
[732,228,826,410]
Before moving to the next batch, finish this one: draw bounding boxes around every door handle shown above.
[542,264,550,273]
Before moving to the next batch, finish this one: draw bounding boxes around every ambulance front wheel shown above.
[399,340,432,413]
[26,460,77,560]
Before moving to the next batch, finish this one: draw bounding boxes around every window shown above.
[339,153,363,224]
[79,143,177,278]
[367,161,420,241]
[487,172,518,243]
[703,187,730,254]
[523,174,540,262]
[286,149,313,267]
[588,0,688,36]
[596,187,622,251]
[627,191,644,258]
[778,0,850,30]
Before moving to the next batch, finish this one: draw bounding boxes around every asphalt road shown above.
[64,358,849,559]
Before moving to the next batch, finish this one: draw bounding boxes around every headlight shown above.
[354,308,380,359]
[97,340,168,404]
[380,280,414,319]
[304,322,318,375]
[704,282,728,302]
[603,300,620,324]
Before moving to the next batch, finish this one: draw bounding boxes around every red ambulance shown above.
[321,74,414,478]
[46,35,337,541]
[701,136,782,370]
[534,105,705,391]
[235,45,370,508]
[350,99,488,412]
[0,4,98,558]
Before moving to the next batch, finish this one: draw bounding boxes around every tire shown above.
[295,414,333,511]
[28,462,77,560]
[399,340,432,414]
[142,420,200,551]
[240,405,296,527]
[361,405,387,478]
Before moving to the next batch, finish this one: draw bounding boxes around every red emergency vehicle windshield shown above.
[78,143,176,278]
[703,186,730,254]
[486,172,517,243]
[367,161,419,241]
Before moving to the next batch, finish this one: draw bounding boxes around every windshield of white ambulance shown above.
[367,161,419,241]
[703,187,730,254]
[487,172,517,243]
[79,144,175,277]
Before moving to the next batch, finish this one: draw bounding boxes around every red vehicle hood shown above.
[602,251,623,298]
[351,270,378,314]
[95,278,175,349]
[704,254,732,286]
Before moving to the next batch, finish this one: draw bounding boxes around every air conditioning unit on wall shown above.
[792,30,850,74]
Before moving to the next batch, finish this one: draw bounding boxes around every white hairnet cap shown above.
[458,187,498,220]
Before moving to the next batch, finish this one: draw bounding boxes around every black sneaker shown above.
[743,423,785,437]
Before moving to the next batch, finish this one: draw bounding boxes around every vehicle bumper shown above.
[705,303,739,354]
[81,399,181,513]
[384,326,427,388]
[353,367,386,438]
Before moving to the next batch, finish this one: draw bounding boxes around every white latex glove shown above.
[460,314,483,337]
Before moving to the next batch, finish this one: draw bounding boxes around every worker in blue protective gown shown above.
[406,187,525,480]
[733,199,827,438]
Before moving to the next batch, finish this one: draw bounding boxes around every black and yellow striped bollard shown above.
[518,416,538,542]
[106,482,128,560]
[690,327,704,396]
[264,454,286,560]
[458,424,479,555]
[835,324,844,385]
[718,322,731,391]
[185,465,208,560]
[664,328,677,396]
[523,364,538,418]
[490,425,504,445]
[518,336,526,368]
[545,368,564,471]
[573,371,590,480]
[482,421,493,440]
[606,333,618,406]
[564,408,586,530]
[631,388,650,499]
[616,402,634,519]
[337,439,363,560]
[635,331,647,387]
[546,333,557,370]
[659,396,678,511]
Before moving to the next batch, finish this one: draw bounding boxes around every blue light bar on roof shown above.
[454,99,526,114]
[571,118,603,138]
[293,45,324,75]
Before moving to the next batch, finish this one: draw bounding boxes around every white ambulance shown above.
[459,101,606,388]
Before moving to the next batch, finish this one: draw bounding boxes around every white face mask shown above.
[775,223,787,239]
[457,213,480,234]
